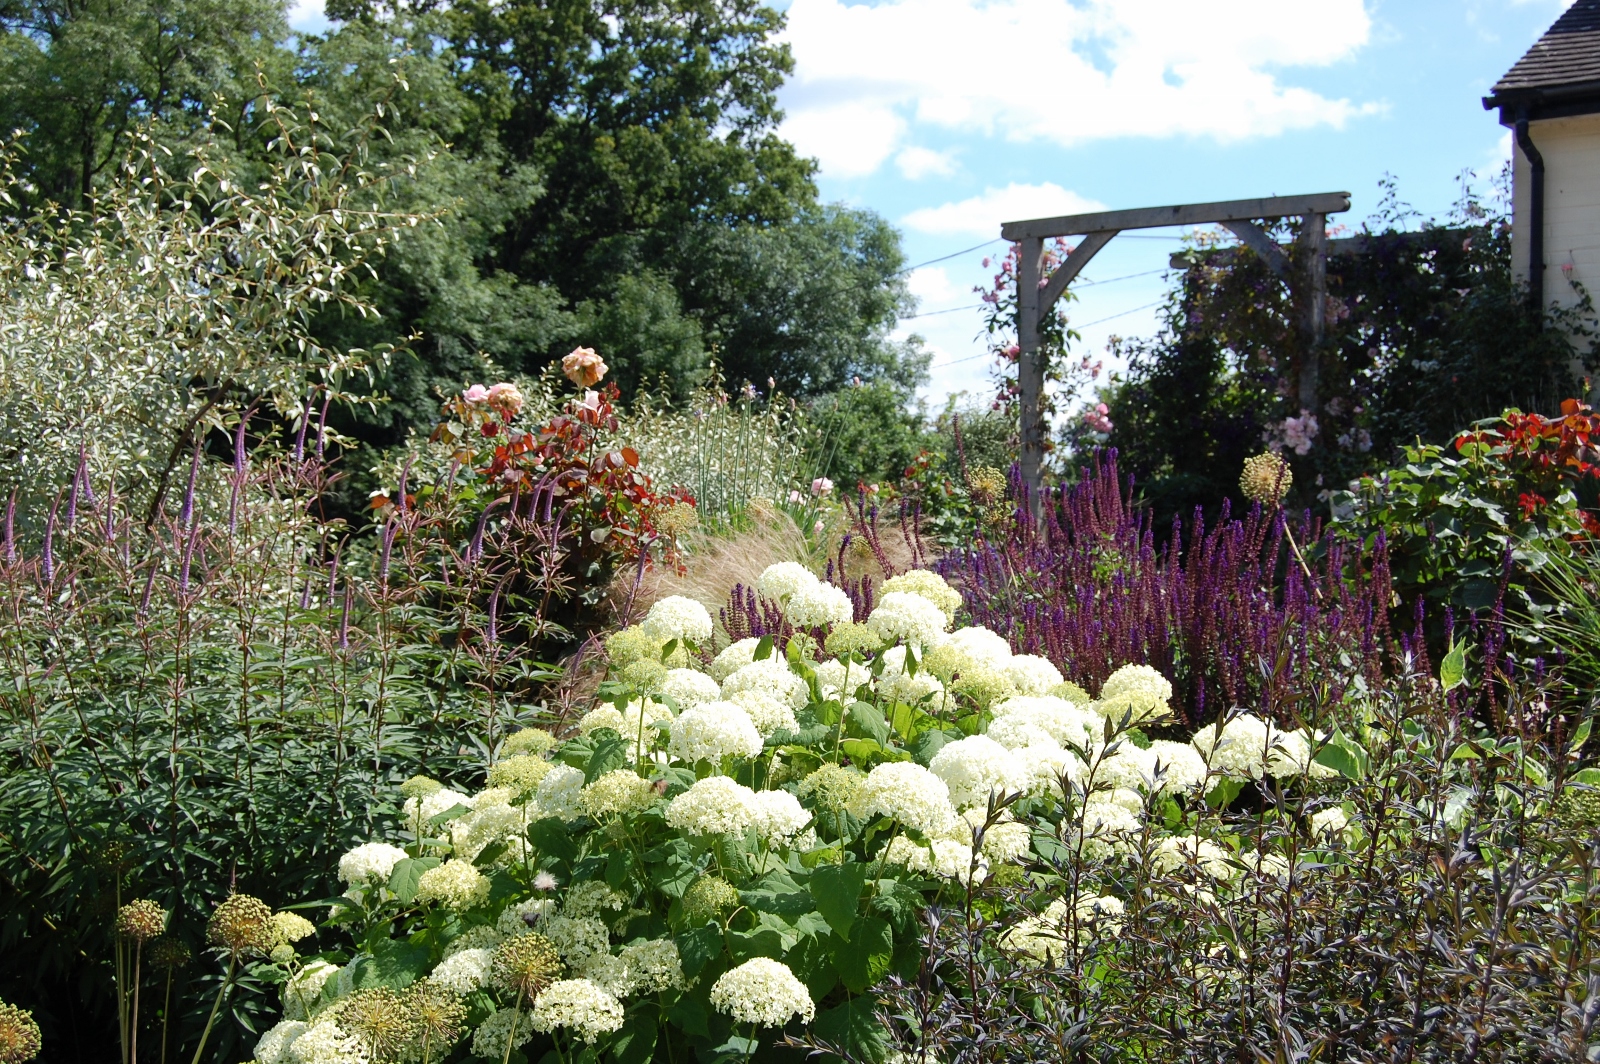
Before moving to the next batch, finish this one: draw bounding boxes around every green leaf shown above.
[611,1015,658,1064]
[727,926,785,962]
[386,857,440,904]
[831,915,893,992]
[809,863,867,942]
[840,737,884,762]
[910,728,953,766]
[754,635,773,661]
[585,730,630,783]
[1440,639,1468,692]
[351,938,430,990]
[1312,744,1361,779]
[847,701,890,745]
[785,933,838,1001]
[812,995,888,1063]
[676,925,724,978]
[527,819,577,864]
[1204,777,1246,809]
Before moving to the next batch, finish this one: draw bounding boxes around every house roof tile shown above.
[1492,0,1600,97]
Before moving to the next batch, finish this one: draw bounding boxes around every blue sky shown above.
[289,0,1574,409]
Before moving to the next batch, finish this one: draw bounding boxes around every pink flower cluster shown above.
[1082,403,1113,435]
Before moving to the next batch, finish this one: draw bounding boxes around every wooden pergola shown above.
[1001,192,1351,500]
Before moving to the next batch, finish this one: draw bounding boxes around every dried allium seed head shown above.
[492,932,564,1000]
[1239,453,1292,506]
[966,466,1007,504]
[0,1001,42,1064]
[342,987,421,1063]
[206,893,275,954]
[404,978,467,1050]
[116,899,167,942]
[148,936,192,970]
[657,502,699,537]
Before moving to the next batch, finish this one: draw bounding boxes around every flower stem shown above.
[189,953,237,1064]
[500,999,523,1064]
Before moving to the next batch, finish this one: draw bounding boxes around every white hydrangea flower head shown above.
[1152,835,1236,881]
[450,801,527,863]
[1004,655,1063,696]
[640,595,713,645]
[943,626,1012,668]
[945,810,1032,863]
[618,938,686,994]
[709,958,816,1027]
[614,698,674,759]
[544,915,611,964]
[1263,727,1339,779]
[1191,714,1272,780]
[811,658,872,702]
[529,978,627,1043]
[429,947,493,995]
[1095,664,1174,724]
[1075,792,1144,860]
[866,591,950,649]
[929,838,989,885]
[497,900,554,936]
[990,696,1097,750]
[1003,898,1069,964]
[1015,744,1083,798]
[784,582,854,628]
[402,788,473,824]
[880,570,962,621]
[581,769,659,817]
[1076,894,1126,937]
[471,1007,534,1059]
[668,700,763,763]
[575,952,631,996]
[533,764,587,821]
[1310,806,1351,841]
[727,689,799,737]
[660,668,722,709]
[1243,850,1292,880]
[720,656,808,709]
[561,881,629,919]
[928,735,1026,811]
[708,638,761,683]
[577,705,626,735]
[1089,743,1156,793]
[880,835,936,875]
[1145,740,1211,796]
[415,859,490,910]
[665,775,761,836]
[750,789,811,847]
[852,761,958,837]
[336,843,408,887]
[880,669,949,711]
[757,562,820,604]
[282,959,340,1021]
[255,1020,309,1064]
[286,1015,365,1064]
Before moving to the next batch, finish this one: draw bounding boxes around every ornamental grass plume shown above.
[0,1000,41,1064]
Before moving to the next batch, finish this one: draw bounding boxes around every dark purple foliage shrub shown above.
[938,452,1396,724]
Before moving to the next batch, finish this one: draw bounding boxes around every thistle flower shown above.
[492,932,564,1000]
[207,893,275,954]
[1240,452,1292,505]
[0,1000,42,1064]
[116,899,167,942]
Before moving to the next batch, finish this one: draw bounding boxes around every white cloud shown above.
[780,0,1378,177]
[288,0,331,32]
[896,146,958,180]
[905,265,965,307]
[902,182,1106,237]
[782,103,903,178]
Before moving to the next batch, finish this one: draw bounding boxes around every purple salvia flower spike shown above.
[339,578,352,649]
[315,396,331,460]
[42,495,58,584]
[377,521,395,587]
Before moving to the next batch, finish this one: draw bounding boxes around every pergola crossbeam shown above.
[1002,191,1351,505]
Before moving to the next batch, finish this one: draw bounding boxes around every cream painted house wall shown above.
[1512,112,1600,313]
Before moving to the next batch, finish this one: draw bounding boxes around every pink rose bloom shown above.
[487,382,525,419]
[563,347,608,387]
[810,477,834,497]
[463,384,490,404]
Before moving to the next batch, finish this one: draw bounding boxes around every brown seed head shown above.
[206,893,275,954]
[116,899,167,942]
[0,1001,42,1064]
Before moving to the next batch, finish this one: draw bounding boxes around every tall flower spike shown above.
[377,521,395,587]
[41,496,57,585]
[315,396,330,459]
[291,395,311,462]
[177,443,200,529]
[339,578,352,650]
[2,492,13,565]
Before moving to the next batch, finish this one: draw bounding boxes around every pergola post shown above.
[1000,192,1350,504]
[1016,237,1045,505]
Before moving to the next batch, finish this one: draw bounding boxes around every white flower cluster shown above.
[415,859,490,910]
[1094,664,1173,723]
[530,979,626,1043]
[880,569,962,621]
[430,947,493,994]
[928,735,1026,811]
[709,958,816,1027]
[784,581,854,629]
[668,700,764,763]
[757,562,818,603]
[665,775,760,836]
[851,761,957,836]
[866,591,950,649]
[402,787,472,824]
[720,656,808,709]
[660,667,722,708]
[727,689,798,737]
[640,595,713,644]
[709,637,761,683]
[336,842,408,887]
[1191,714,1336,781]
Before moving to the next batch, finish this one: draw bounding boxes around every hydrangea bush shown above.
[250,566,1371,1064]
